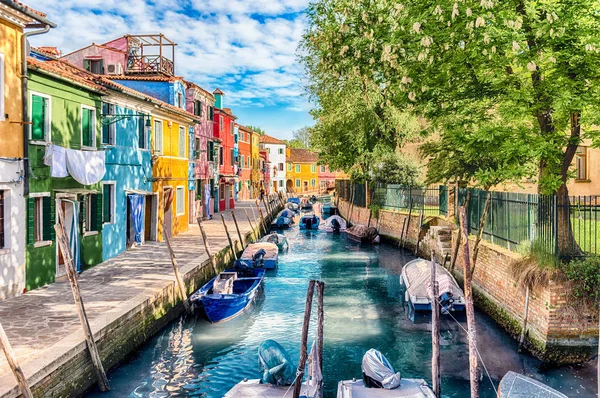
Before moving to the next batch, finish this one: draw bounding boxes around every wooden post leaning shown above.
[231,211,245,251]
[197,217,219,275]
[430,252,441,397]
[316,281,325,373]
[220,214,238,260]
[163,226,192,314]
[459,206,479,398]
[415,210,425,257]
[258,206,267,236]
[398,218,407,249]
[293,280,316,398]
[243,209,256,242]
[0,321,33,398]
[54,207,110,392]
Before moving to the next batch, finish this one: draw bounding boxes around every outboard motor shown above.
[258,340,296,386]
[361,349,401,390]
[331,218,341,232]
[305,217,313,229]
[439,292,455,314]
[252,248,267,268]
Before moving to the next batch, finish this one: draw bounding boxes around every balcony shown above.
[125,34,176,76]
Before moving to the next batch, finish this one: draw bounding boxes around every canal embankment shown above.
[0,199,283,398]
[336,197,598,365]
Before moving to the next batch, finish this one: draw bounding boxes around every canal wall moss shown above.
[337,199,598,365]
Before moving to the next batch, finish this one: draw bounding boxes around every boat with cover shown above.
[260,232,289,250]
[299,213,320,230]
[401,258,465,313]
[286,202,299,212]
[190,264,265,323]
[322,202,338,216]
[337,349,435,397]
[323,215,347,233]
[271,209,295,229]
[240,242,279,270]
[287,197,301,205]
[498,371,567,398]
[346,225,380,244]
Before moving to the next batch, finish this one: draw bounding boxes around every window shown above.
[230,121,234,135]
[208,141,215,161]
[230,149,235,166]
[247,156,250,168]
[176,187,185,215]
[84,58,104,74]
[576,146,588,180]
[311,164,316,173]
[177,92,184,109]
[220,116,224,132]
[0,190,4,248]
[193,100,202,116]
[209,106,214,120]
[28,193,52,245]
[0,53,4,121]
[179,126,186,157]
[295,164,301,173]
[81,105,96,148]
[219,146,224,166]
[101,103,115,145]
[311,178,316,187]
[320,165,326,173]
[280,180,284,188]
[219,184,224,200]
[102,183,115,224]
[30,92,51,142]
[154,120,163,153]
[287,163,292,171]
[279,163,284,171]
[278,148,284,155]
[240,156,245,168]
[194,138,201,159]
[295,179,301,188]
[80,193,102,233]
[138,117,147,149]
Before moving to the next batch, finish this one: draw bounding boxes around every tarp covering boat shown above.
[362,349,401,389]
[258,340,296,386]
[241,243,279,269]
[300,214,320,230]
[260,233,288,250]
[346,225,379,244]
[498,371,568,398]
[324,215,347,233]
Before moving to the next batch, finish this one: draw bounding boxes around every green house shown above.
[25,56,106,291]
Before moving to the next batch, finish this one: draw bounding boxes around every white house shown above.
[259,135,287,193]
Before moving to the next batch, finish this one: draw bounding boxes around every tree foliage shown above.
[246,125,266,136]
[370,151,422,186]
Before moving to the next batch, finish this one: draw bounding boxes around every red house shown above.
[213,89,237,211]
[318,164,336,193]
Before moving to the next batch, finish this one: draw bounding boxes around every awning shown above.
[126,189,154,195]
[55,188,99,195]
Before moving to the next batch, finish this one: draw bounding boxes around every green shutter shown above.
[101,103,110,144]
[90,194,102,231]
[79,197,85,233]
[198,101,203,117]
[42,196,52,241]
[138,118,145,148]
[82,108,90,146]
[31,95,45,141]
[27,197,35,244]
[83,59,91,71]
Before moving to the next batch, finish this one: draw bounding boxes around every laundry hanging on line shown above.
[44,144,106,185]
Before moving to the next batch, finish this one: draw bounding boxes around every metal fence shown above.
[335,180,367,207]
[373,184,447,217]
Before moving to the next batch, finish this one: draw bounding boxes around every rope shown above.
[282,370,304,398]
[432,297,499,396]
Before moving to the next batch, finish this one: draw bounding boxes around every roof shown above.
[104,75,184,83]
[60,43,127,59]
[215,107,237,119]
[27,57,105,92]
[213,88,224,95]
[0,0,56,27]
[288,148,319,163]
[184,80,215,100]
[34,46,60,57]
[260,134,286,145]
[238,124,256,134]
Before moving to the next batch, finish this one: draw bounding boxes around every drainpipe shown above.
[21,24,51,195]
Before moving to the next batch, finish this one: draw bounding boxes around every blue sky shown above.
[26,0,314,139]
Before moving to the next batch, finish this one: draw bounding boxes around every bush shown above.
[561,256,600,308]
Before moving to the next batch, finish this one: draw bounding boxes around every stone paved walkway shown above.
[0,199,278,396]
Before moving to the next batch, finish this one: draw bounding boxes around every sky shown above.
[25,0,314,140]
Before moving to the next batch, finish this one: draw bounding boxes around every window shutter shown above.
[92,194,102,231]
[99,59,105,74]
[138,118,145,149]
[82,109,90,146]
[83,59,90,71]
[199,101,203,117]
[101,103,109,144]
[43,196,53,241]
[79,196,86,233]
[209,107,214,120]
[31,95,45,141]
[27,197,35,244]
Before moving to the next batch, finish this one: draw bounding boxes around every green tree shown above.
[246,125,266,136]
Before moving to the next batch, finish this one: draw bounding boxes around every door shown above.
[144,194,158,241]
[56,198,77,278]
[163,188,173,239]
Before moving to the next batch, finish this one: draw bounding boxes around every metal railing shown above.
[373,184,447,217]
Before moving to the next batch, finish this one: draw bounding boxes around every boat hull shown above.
[337,379,436,398]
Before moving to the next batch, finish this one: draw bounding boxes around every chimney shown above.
[213,88,224,109]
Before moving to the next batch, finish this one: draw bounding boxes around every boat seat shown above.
[213,272,238,295]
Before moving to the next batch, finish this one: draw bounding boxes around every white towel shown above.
[43,144,68,178]
[65,148,106,185]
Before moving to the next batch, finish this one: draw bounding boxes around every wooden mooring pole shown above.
[518,285,530,353]
[197,218,219,275]
[163,227,192,314]
[231,211,245,250]
[430,253,441,397]
[258,206,267,235]
[54,207,110,392]
[293,280,316,398]
[220,214,238,260]
[398,218,407,249]
[402,205,413,250]
[459,206,479,398]
[316,281,325,372]
[0,321,33,398]
[243,209,256,242]
[415,210,424,257]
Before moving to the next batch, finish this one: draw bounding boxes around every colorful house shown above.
[237,125,254,200]
[286,148,319,194]
[185,81,215,220]
[212,89,238,211]
[318,165,336,193]
[0,1,55,298]
[260,149,271,194]
[26,56,105,291]
[251,133,261,197]
[259,135,287,193]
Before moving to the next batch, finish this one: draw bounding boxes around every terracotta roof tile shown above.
[259,134,286,145]
[14,1,46,17]
[35,46,60,57]
[104,74,184,82]
[184,80,215,100]
[27,57,105,92]
[215,107,237,119]
[288,148,318,163]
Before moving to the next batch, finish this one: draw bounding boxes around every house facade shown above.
[213,89,237,211]
[318,164,336,193]
[251,133,261,197]
[259,135,286,193]
[237,125,253,200]
[286,148,319,194]
[0,1,54,298]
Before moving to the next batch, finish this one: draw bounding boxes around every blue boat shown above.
[190,267,266,323]
[271,209,295,229]
[287,197,301,205]
[322,202,338,217]
[299,214,320,230]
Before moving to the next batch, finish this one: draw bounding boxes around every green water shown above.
[87,228,596,397]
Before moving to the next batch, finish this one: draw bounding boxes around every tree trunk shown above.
[470,191,491,280]
[450,191,470,273]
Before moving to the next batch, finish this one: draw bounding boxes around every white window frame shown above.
[295,164,301,173]
[101,102,116,146]
[30,192,52,247]
[311,164,316,173]
[29,91,52,145]
[278,148,284,155]
[80,104,97,149]
[179,126,186,158]
[0,53,4,121]
[102,181,116,225]
[154,119,163,154]
[320,165,326,173]
[295,179,300,188]
[311,178,316,187]
[176,186,185,216]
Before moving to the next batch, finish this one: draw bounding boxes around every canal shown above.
[87,226,597,397]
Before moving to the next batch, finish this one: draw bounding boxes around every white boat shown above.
[240,242,279,270]
[401,258,465,313]
[337,349,435,398]
[323,215,347,233]
[259,232,289,250]
[498,371,568,398]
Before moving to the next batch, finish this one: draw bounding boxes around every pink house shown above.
[318,165,336,193]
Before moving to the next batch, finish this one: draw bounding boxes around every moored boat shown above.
[287,197,301,205]
[401,258,465,313]
[322,201,338,216]
[323,215,346,233]
[337,349,435,397]
[271,209,295,229]
[299,213,320,230]
[190,266,265,323]
[286,202,299,212]
[240,242,279,270]
[260,232,289,250]
[346,224,380,244]
[498,371,567,398]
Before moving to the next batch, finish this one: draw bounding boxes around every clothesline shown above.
[43,143,106,185]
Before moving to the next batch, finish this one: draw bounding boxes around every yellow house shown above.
[0,1,54,299]
[286,148,319,193]
[150,109,198,241]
